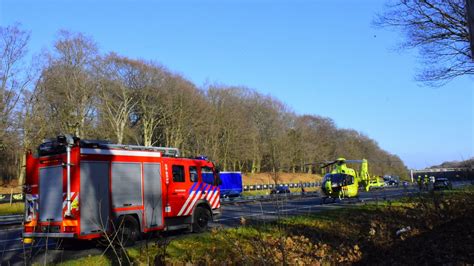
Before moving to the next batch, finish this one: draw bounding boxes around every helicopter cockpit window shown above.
[323,174,331,182]
[324,173,354,186]
[345,175,354,185]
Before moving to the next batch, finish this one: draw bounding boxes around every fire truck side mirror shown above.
[213,167,222,186]
[214,174,222,186]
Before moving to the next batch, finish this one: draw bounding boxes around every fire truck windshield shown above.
[202,166,222,186]
[202,167,214,184]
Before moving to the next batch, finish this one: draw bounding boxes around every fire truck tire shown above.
[117,215,140,246]
[192,207,211,233]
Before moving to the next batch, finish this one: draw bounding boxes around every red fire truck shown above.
[23,135,221,245]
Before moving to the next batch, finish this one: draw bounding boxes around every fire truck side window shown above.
[202,167,214,185]
[189,166,198,182]
[172,165,185,182]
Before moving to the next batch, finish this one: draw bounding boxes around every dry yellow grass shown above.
[243,172,322,185]
[0,179,22,194]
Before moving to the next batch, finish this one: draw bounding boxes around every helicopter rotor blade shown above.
[320,160,337,169]
[344,160,364,164]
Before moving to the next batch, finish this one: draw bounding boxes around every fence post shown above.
[9,188,13,205]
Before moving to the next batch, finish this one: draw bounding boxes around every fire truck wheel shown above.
[117,215,140,246]
[192,207,211,233]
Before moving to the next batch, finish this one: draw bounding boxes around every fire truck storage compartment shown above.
[143,163,163,228]
[39,166,63,222]
[111,162,142,208]
[80,161,110,235]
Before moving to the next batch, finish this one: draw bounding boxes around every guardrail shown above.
[0,193,23,204]
[243,182,321,191]
[221,190,320,205]
[0,214,23,226]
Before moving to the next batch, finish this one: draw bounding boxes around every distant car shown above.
[369,178,385,189]
[270,185,290,194]
[385,180,399,186]
[433,177,452,190]
[383,175,400,186]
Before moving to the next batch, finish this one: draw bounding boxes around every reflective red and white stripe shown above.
[62,192,78,212]
[177,183,220,216]
[209,189,220,209]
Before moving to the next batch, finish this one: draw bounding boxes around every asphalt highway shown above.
[213,186,414,227]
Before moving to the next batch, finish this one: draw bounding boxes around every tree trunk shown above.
[251,158,257,174]
[18,153,26,185]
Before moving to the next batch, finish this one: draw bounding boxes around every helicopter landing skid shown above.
[340,196,361,204]
[321,196,337,204]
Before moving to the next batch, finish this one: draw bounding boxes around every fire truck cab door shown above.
[167,164,190,216]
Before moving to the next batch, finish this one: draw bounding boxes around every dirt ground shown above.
[243,172,322,185]
[0,179,21,194]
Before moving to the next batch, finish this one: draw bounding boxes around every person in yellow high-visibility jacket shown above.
[417,175,422,191]
[325,179,332,195]
[424,175,429,191]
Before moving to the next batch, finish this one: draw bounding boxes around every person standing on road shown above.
[300,182,306,195]
[424,175,429,191]
[325,178,332,195]
[402,181,408,194]
[417,175,422,192]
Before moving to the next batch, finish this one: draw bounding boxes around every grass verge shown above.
[0,202,24,215]
[164,186,474,264]
[56,255,110,266]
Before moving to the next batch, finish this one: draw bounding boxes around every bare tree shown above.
[204,86,251,170]
[98,54,138,144]
[161,76,208,156]
[374,0,473,85]
[0,24,33,183]
[38,30,99,137]
[17,85,49,184]
[132,61,168,147]
[295,115,337,174]
[0,24,31,147]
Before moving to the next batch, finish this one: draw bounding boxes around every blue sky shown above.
[1,0,472,169]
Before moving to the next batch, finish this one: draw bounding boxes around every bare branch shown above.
[375,0,473,85]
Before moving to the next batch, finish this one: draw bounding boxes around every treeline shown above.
[0,25,408,184]
[429,158,474,169]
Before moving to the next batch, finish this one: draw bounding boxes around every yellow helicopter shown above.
[320,158,382,202]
